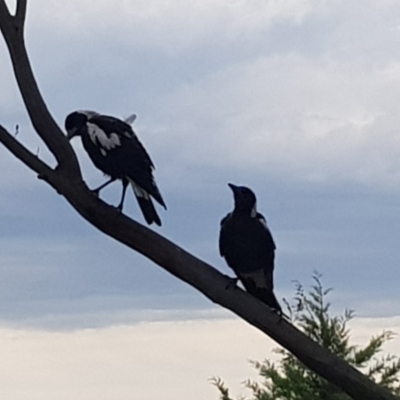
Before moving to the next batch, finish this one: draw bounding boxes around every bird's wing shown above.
[88,115,155,169]
[88,115,164,206]
[219,211,280,311]
[256,212,276,250]
[219,213,231,257]
[219,213,275,273]
[89,114,137,141]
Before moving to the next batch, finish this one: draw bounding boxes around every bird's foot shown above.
[224,275,239,290]
[114,199,124,213]
[274,308,283,317]
[274,308,289,321]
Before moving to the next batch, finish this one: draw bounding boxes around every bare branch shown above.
[0,1,12,28]
[0,0,26,36]
[0,124,53,178]
[15,0,27,28]
[51,184,400,400]
[0,0,80,176]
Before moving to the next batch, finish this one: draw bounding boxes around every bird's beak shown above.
[66,127,78,140]
[228,183,239,193]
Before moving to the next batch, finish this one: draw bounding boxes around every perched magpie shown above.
[65,110,166,226]
[219,184,281,313]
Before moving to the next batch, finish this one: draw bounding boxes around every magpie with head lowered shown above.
[65,110,166,226]
[219,184,281,314]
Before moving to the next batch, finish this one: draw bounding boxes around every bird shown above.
[219,183,281,313]
[65,110,166,226]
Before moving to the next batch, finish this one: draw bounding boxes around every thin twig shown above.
[0,125,53,177]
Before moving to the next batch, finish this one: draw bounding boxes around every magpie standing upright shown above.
[219,184,281,313]
[65,110,166,226]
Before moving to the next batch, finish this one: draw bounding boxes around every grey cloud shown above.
[1,0,400,329]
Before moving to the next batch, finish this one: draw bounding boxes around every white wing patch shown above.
[128,178,150,200]
[121,130,135,139]
[257,215,269,230]
[87,122,122,153]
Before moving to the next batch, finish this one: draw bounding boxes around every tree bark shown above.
[0,2,398,400]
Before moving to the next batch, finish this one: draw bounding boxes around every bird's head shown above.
[228,183,257,216]
[65,110,98,140]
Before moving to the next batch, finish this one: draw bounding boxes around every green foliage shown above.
[212,272,400,400]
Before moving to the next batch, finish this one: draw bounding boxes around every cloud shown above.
[2,0,400,330]
[155,54,400,189]
[0,314,399,400]
[27,0,317,52]
[3,0,400,191]
[0,315,273,400]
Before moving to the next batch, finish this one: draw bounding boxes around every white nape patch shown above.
[79,110,99,118]
[257,215,269,229]
[124,114,137,125]
[128,178,150,200]
[250,202,257,218]
[121,114,139,139]
[87,122,122,151]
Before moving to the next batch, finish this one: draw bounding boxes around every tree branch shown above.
[0,0,10,16]
[15,0,27,29]
[0,1,12,30]
[0,125,53,178]
[0,2,399,400]
[56,185,400,400]
[0,0,80,176]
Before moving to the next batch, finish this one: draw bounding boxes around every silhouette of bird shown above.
[219,183,281,313]
[65,110,166,226]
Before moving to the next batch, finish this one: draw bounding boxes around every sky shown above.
[2,0,400,398]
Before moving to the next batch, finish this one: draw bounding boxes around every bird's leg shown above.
[277,309,290,321]
[91,178,116,196]
[116,179,129,212]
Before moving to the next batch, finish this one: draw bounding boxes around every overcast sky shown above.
[2,0,400,398]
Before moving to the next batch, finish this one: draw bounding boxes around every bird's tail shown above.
[255,288,282,314]
[128,179,162,226]
[239,272,282,314]
[150,179,167,210]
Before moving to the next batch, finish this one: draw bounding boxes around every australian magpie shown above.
[219,184,281,313]
[65,110,166,226]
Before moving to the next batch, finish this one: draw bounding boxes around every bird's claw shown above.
[275,309,289,321]
[225,275,239,290]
